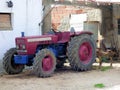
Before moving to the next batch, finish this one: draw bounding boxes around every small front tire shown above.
[3,48,24,74]
[33,49,56,77]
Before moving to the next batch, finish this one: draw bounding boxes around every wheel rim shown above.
[79,42,92,64]
[42,55,53,71]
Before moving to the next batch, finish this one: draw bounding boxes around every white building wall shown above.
[0,0,42,60]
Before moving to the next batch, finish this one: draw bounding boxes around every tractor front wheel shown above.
[33,49,56,77]
[68,34,96,71]
[3,48,24,74]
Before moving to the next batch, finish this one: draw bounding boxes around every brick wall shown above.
[51,5,83,31]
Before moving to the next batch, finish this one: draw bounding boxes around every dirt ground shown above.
[0,63,120,90]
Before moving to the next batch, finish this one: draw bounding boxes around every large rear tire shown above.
[68,34,96,71]
[33,49,56,77]
[3,48,24,74]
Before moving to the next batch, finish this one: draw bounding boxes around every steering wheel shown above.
[47,29,56,34]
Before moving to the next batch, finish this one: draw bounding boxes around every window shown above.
[0,13,12,30]
[118,19,120,34]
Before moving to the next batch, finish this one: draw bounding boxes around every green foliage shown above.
[100,66,112,71]
[94,83,105,88]
[101,57,108,62]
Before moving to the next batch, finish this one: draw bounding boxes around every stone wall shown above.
[87,9,102,22]
[43,2,112,36]
[43,1,113,45]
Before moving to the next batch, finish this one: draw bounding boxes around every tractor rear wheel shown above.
[68,34,96,71]
[3,48,24,74]
[33,49,56,77]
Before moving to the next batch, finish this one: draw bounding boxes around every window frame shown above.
[0,13,13,31]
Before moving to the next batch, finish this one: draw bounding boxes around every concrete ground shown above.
[0,62,120,90]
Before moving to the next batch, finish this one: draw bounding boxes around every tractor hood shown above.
[16,34,58,44]
[15,35,58,55]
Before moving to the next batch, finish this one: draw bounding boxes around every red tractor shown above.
[3,30,96,77]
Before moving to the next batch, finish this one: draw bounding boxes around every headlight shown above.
[22,45,26,50]
[16,45,19,49]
